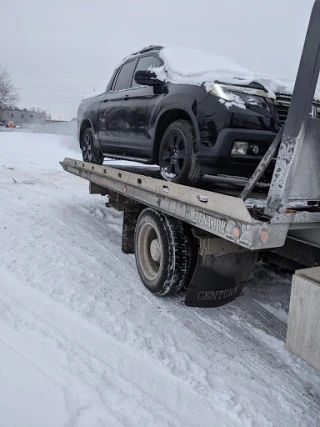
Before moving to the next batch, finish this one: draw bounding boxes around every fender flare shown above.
[154,103,201,147]
[79,118,101,150]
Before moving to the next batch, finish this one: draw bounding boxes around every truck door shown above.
[119,54,163,159]
[97,59,137,155]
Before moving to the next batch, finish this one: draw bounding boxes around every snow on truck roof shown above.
[154,46,320,100]
[85,45,320,101]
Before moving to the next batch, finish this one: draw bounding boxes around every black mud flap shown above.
[122,200,144,254]
[184,252,257,308]
[184,269,242,307]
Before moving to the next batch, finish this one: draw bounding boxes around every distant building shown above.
[45,119,67,123]
[1,108,46,126]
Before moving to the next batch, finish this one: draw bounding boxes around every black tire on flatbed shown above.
[159,119,203,186]
[81,128,104,165]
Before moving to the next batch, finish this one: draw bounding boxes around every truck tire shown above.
[182,224,198,291]
[159,120,203,185]
[81,128,104,165]
[134,208,191,296]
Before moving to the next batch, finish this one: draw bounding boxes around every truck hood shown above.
[149,46,320,101]
[81,92,105,103]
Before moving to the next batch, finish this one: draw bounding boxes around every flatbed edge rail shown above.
[60,158,296,250]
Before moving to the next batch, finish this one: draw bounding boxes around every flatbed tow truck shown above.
[61,0,320,326]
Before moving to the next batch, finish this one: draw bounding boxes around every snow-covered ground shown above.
[0,131,320,427]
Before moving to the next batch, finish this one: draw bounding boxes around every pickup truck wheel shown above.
[134,208,191,296]
[81,128,104,165]
[159,120,203,185]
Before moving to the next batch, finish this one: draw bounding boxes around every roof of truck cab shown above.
[121,45,163,62]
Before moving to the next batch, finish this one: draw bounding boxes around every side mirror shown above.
[134,69,162,86]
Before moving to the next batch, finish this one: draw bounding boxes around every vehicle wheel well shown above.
[153,109,192,164]
[79,120,91,145]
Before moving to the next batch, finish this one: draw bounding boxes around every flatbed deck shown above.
[61,158,320,252]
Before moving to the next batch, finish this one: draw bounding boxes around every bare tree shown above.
[0,64,20,120]
[30,106,50,119]
[29,106,45,113]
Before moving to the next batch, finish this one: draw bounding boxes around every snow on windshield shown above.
[152,46,320,101]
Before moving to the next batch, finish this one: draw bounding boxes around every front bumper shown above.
[198,128,277,176]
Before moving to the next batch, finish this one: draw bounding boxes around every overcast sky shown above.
[0,0,315,120]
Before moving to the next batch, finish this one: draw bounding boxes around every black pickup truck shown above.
[77,45,320,186]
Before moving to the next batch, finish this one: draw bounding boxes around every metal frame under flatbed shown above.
[60,158,320,252]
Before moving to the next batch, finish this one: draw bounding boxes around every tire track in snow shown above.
[170,301,320,425]
[1,190,249,418]
[0,315,134,427]
[0,270,239,427]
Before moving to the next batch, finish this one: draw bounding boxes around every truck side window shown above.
[107,69,119,91]
[131,55,161,88]
[113,59,137,92]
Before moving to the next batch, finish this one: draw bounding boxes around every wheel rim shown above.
[161,130,186,177]
[82,132,92,162]
[137,222,162,281]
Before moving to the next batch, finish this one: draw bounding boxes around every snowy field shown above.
[0,131,320,427]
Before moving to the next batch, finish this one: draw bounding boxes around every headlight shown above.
[209,83,270,110]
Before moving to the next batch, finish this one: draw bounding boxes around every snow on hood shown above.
[152,46,320,101]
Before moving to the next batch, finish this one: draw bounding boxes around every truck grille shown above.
[275,94,291,125]
[275,93,320,125]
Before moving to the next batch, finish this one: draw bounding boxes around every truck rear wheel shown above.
[81,128,104,165]
[134,208,192,296]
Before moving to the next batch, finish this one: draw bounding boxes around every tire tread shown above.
[135,208,191,297]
